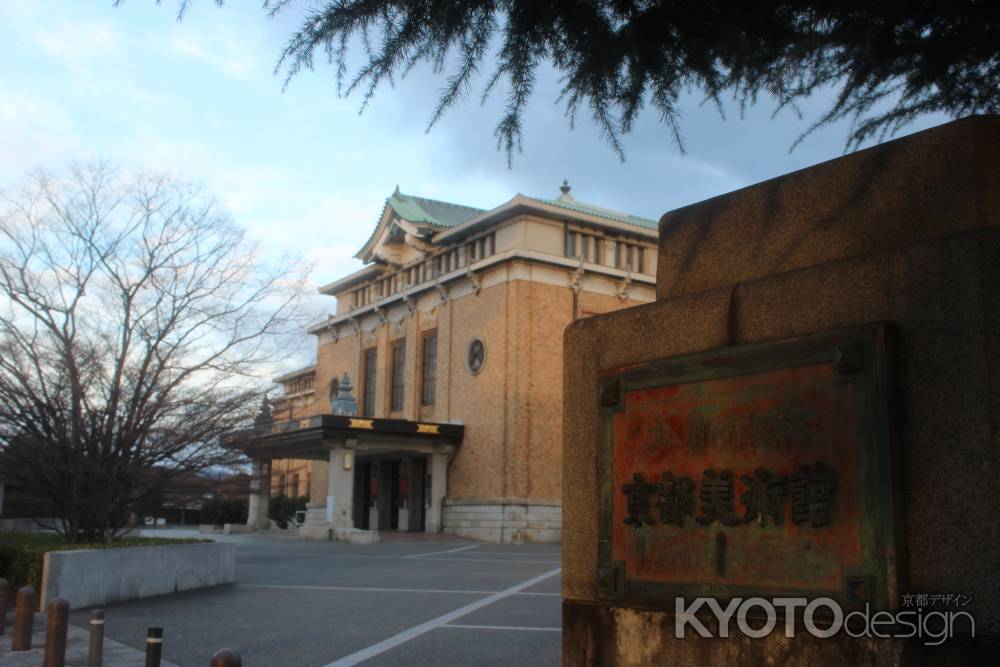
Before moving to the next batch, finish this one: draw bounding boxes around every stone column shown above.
[326,440,356,529]
[246,459,271,530]
[426,449,449,533]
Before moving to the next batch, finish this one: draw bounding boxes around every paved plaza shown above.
[3,532,561,666]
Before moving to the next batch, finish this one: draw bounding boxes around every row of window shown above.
[361,332,438,417]
[274,471,308,498]
[351,234,497,309]
[283,375,314,395]
[565,228,647,274]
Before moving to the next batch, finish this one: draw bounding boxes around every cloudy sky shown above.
[1,1,950,328]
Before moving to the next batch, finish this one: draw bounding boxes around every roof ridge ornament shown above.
[558,179,575,202]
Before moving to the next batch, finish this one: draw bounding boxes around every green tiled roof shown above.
[388,191,485,228]
[359,187,656,261]
[528,196,658,230]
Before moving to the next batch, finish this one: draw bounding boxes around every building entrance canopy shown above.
[226,413,464,461]
[224,414,463,536]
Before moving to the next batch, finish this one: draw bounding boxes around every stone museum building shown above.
[236,182,657,542]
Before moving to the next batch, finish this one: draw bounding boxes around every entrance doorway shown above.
[352,457,427,531]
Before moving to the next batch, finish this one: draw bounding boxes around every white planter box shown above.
[40,542,235,608]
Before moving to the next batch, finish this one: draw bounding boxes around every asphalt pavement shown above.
[66,531,562,667]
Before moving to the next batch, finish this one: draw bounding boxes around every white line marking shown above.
[322,568,562,667]
[239,584,495,595]
[415,557,560,564]
[442,624,562,632]
[461,551,561,556]
[402,544,479,559]
[239,584,562,597]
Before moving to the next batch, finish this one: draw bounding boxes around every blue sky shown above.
[1,0,951,323]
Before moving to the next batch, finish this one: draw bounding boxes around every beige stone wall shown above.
[563,116,1000,660]
[438,279,508,499]
[270,234,655,516]
[273,269,653,512]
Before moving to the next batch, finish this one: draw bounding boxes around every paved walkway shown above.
[69,535,561,666]
[0,612,180,667]
[0,531,560,666]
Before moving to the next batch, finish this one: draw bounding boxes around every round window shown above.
[468,337,486,375]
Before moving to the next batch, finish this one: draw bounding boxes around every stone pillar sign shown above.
[246,459,270,531]
[562,116,1000,665]
[327,441,355,529]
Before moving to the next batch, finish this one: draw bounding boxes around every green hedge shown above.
[269,495,308,529]
[0,532,210,603]
[200,497,248,525]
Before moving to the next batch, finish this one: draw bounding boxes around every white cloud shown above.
[33,19,119,60]
[167,26,264,80]
[0,92,81,183]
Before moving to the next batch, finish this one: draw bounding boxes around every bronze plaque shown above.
[598,324,901,609]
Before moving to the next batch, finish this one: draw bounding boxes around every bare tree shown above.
[0,162,308,542]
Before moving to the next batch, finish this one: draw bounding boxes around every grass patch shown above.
[0,531,212,600]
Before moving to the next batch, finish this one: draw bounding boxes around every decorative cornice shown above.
[402,292,417,316]
[435,282,450,304]
[617,273,632,302]
[466,268,483,296]
[307,248,656,334]
[569,261,585,295]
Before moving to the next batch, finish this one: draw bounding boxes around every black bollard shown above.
[89,609,105,667]
[0,578,8,635]
[43,597,69,667]
[145,627,163,667]
[210,648,242,667]
[11,586,36,651]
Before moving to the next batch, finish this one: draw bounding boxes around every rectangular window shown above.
[565,229,577,258]
[362,348,377,417]
[390,339,405,412]
[636,246,645,273]
[421,332,438,406]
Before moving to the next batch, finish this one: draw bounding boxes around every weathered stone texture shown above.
[657,115,1000,300]
[564,116,1000,664]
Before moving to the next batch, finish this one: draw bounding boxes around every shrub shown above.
[200,498,248,526]
[0,532,209,606]
[269,495,308,529]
